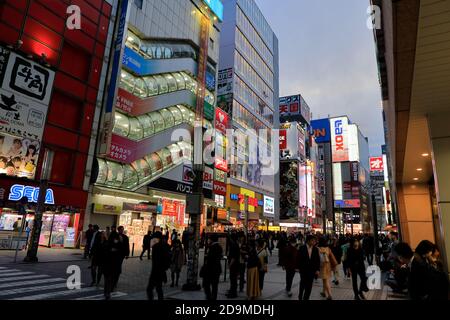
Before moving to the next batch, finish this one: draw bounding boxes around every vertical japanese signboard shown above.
[0,46,55,179]
[330,117,350,162]
[99,0,130,156]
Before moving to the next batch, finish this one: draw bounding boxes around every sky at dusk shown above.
[255,0,385,156]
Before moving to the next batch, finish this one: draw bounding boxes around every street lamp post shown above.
[24,149,54,263]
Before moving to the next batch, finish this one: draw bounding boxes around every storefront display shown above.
[50,214,70,248]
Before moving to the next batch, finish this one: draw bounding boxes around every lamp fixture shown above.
[416,168,423,171]
[421,153,429,157]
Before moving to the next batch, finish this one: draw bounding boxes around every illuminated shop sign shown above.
[203,0,224,21]
[370,156,384,172]
[311,119,331,143]
[330,117,349,162]
[334,199,361,208]
[8,184,55,204]
[229,193,259,207]
[263,196,275,216]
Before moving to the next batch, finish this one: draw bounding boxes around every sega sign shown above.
[330,117,349,162]
[8,184,55,205]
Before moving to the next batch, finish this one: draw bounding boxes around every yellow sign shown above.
[240,188,256,212]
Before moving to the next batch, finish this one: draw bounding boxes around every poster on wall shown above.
[330,117,349,162]
[0,47,55,179]
[51,214,70,248]
[280,161,299,222]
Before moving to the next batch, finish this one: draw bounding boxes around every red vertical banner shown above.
[196,16,209,118]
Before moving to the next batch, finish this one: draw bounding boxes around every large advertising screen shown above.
[330,117,349,162]
[279,122,305,161]
[0,46,55,179]
[333,162,343,200]
[280,161,299,222]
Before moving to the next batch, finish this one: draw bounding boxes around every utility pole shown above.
[24,149,54,262]
[244,196,249,238]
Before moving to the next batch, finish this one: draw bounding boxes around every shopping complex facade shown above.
[373,0,450,272]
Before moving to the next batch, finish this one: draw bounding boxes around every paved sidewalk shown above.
[0,247,86,265]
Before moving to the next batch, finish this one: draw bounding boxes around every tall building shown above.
[311,116,371,234]
[218,0,279,230]
[0,0,114,248]
[89,0,223,248]
[373,0,450,271]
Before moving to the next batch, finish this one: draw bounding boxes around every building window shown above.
[134,0,143,10]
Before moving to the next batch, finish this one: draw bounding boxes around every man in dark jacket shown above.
[84,224,94,258]
[362,234,375,265]
[140,231,152,260]
[89,225,103,286]
[281,236,299,297]
[147,231,171,300]
[226,232,240,298]
[111,226,129,290]
[203,234,223,300]
[297,235,320,300]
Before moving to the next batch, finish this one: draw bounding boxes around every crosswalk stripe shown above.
[10,287,98,300]
[0,272,34,278]
[76,291,128,300]
[0,277,65,289]
[0,269,20,273]
[0,283,68,297]
[0,267,8,269]
[0,275,49,283]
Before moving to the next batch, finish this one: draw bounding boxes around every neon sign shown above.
[8,184,55,204]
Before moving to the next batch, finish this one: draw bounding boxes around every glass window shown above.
[122,164,138,189]
[145,153,163,176]
[143,76,159,96]
[113,112,130,137]
[167,144,182,164]
[137,114,154,138]
[159,109,175,128]
[96,158,108,184]
[172,73,185,90]
[155,46,163,59]
[133,77,147,98]
[148,111,165,133]
[105,161,123,187]
[164,74,178,92]
[126,30,140,52]
[181,72,194,92]
[119,71,135,93]
[128,117,144,140]
[157,148,173,168]
[154,75,168,94]
[131,159,151,181]
[168,106,183,125]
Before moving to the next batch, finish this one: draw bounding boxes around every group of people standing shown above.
[84,224,130,300]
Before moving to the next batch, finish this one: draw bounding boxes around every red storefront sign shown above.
[215,157,228,172]
[162,199,179,217]
[215,108,228,134]
[370,156,384,172]
[213,181,227,196]
[279,130,287,149]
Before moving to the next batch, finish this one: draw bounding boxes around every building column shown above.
[428,111,450,273]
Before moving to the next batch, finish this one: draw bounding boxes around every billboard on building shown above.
[330,117,349,162]
[279,95,311,124]
[370,156,384,172]
[279,122,305,160]
[348,124,359,162]
[311,119,331,143]
[0,46,55,179]
[333,162,343,200]
[280,161,299,222]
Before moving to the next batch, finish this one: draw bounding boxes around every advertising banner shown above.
[122,202,157,212]
[213,180,227,196]
[162,199,179,217]
[280,161,299,222]
[279,122,305,160]
[214,168,226,183]
[203,165,213,190]
[348,124,359,162]
[279,95,311,124]
[330,117,349,162]
[334,199,361,208]
[311,119,331,143]
[299,164,307,208]
[370,156,384,172]
[0,47,55,179]
[263,196,275,217]
[333,162,343,200]
[218,68,233,96]
[215,107,228,134]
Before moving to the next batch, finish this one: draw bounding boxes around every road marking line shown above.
[0,283,68,296]
[0,272,35,278]
[10,287,98,300]
[0,275,49,283]
[76,291,128,300]
[0,269,20,273]
[0,277,65,289]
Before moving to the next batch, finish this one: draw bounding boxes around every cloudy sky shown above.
[255,0,385,156]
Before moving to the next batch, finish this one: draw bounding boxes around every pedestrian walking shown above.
[182,229,190,262]
[83,224,94,259]
[347,239,369,300]
[103,227,120,299]
[318,237,338,300]
[226,232,240,298]
[297,235,320,301]
[170,239,185,287]
[281,236,299,297]
[201,234,223,300]
[246,240,261,300]
[257,239,268,292]
[112,226,129,290]
[147,231,171,300]
[330,237,343,285]
[238,234,248,293]
[341,239,351,279]
[363,233,375,265]
[89,225,103,286]
[140,231,152,260]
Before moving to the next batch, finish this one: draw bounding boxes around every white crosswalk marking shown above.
[10,287,99,300]
[0,283,68,296]
[76,292,128,300]
[0,272,35,277]
[0,277,65,289]
[0,274,49,283]
[0,266,127,300]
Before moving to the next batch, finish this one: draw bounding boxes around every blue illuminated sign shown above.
[311,119,331,143]
[8,184,55,205]
[203,0,224,22]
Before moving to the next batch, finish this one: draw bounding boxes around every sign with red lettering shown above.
[370,156,384,172]
[215,108,228,134]
[213,180,227,196]
[215,157,228,172]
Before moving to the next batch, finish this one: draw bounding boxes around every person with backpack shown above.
[147,231,171,300]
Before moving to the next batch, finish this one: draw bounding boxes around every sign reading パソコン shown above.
[0,45,55,179]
